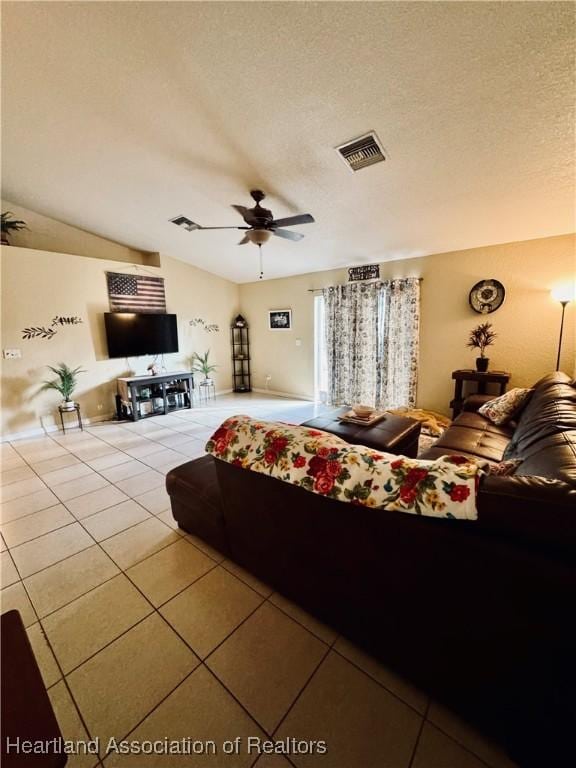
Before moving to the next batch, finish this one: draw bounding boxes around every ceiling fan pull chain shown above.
[258,244,264,280]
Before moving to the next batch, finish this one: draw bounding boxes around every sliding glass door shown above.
[313,294,328,403]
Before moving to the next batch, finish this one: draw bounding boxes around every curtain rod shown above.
[307,278,423,293]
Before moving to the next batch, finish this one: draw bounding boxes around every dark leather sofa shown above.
[167,372,576,765]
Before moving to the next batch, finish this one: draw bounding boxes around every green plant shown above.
[1,211,28,243]
[467,323,497,358]
[39,363,85,401]
[191,350,218,379]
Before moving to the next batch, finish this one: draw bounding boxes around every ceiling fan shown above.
[170,190,315,246]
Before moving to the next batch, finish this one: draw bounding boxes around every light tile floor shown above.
[1,393,518,768]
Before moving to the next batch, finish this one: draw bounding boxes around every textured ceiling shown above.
[2,1,574,282]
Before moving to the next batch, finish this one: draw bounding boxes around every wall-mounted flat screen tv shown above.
[104,313,179,358]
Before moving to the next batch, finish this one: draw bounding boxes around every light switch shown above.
[3,349,22,359]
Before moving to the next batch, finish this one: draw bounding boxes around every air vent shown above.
[170,215,199,231]
[335,132,386,172]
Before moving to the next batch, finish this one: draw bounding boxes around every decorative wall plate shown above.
[469,279,505,314]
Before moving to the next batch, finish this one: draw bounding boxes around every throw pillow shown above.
[478,388,533,425]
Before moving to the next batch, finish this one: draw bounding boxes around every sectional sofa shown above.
[167,371,576,765]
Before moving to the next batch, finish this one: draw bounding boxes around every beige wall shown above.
[1,247,238,437]
[1,201,159,266]
[2,225,574,438]
[239,234,575,413]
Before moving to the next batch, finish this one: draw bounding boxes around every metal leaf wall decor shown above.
[22,315,83,340]
[189,318,220,333]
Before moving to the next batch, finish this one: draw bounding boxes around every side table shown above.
[198,380,216,404]
[58,403,83,433]
[450,369,510,419]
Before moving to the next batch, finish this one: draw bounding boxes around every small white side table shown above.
[198,380,216,403]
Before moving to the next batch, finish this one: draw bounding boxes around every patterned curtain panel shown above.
[323,278,420,409]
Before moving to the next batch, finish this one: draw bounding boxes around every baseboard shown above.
[1,410,116,443]
[252,387,314,402]
[2,389,312,442]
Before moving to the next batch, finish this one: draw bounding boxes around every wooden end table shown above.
[450,369,511,419]
[58,403,83,433]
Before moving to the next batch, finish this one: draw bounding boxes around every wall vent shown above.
[335,132,386,172]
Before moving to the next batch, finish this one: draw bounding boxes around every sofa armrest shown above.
[462,394,494,412]
[478,475,576,558]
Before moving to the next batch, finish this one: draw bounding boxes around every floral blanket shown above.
[205,416,482,521]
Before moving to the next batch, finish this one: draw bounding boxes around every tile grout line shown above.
[3,497,165,551]
[5,442,181,579]
[329,644,430,719]
[421,719,500,768]
[270,644,332,739]
[407,696,430,768]
[52,556,223,680]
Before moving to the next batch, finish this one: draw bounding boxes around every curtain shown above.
[323,278,420,409]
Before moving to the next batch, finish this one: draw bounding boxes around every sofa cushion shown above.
[452,411,516,439]
[430,425,510,462]
[478,388,533,425]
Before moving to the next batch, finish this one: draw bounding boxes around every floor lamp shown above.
[551,284,575,371]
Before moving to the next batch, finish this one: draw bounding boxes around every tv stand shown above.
[116,371,194,421]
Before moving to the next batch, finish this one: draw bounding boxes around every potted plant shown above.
[467,322,497,372]
[1,211,28,245]
[191,350,218,384]
[39,363,85,410]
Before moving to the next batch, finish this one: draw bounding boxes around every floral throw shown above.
[206,416,482,521]
[478,388,533,425]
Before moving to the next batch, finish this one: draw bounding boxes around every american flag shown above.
[106,272,166,313]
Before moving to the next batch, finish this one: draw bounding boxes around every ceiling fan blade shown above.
[272,228,305,241]
[271,213,315,228]
[232,204,259,225]
[238,234,250,245]
[198,226,249,230]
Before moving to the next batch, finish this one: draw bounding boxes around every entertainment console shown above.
[116,372,194,421]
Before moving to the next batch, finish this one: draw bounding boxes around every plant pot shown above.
[202,378,214,386]
[476,357,489,372]
[61,400,76,411]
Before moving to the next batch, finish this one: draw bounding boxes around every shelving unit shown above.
[116,371,194,421]
[231,317,252,392]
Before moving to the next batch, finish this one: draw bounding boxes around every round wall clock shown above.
[469,279,505,314]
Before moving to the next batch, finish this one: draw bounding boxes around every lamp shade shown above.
[551,282,575,304]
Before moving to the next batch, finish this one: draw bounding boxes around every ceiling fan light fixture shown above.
[246,229,272,245]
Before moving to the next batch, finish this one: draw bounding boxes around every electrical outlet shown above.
[3,349,22,359]
[266,374,272,382]
[97,404,103,411]
[295,338,302,347]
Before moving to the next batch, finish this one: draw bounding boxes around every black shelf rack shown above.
[231,317,251,393]
[116,372,194,421]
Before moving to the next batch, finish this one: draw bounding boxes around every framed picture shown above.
[268,309,292,330]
